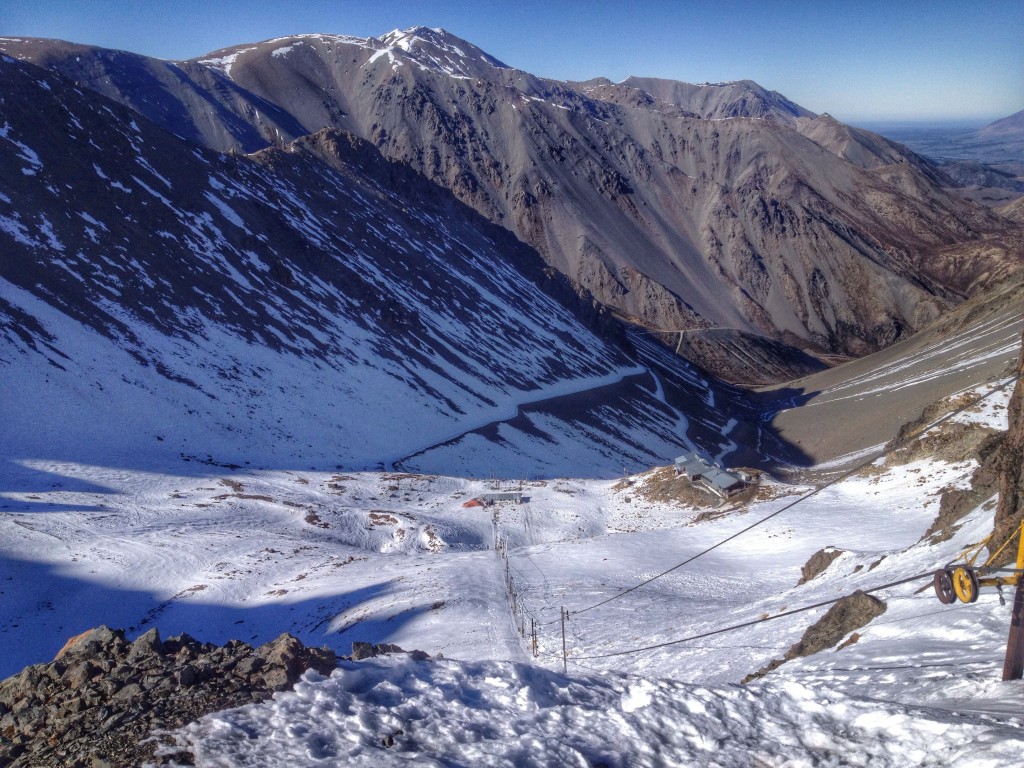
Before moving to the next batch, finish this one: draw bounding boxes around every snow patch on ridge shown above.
[196,46,256,75]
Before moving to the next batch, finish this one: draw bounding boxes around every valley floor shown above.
[2,382,1024,765]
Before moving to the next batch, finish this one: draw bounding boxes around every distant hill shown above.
[976,108,1024,138]
[870,109,1024,172]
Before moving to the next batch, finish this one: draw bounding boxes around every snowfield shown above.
[2,380,1023,765]
[161,660,1024,767]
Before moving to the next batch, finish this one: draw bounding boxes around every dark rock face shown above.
[990,333,1024,565]
[0,626,336,767]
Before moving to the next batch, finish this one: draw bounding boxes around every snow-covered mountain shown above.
[3,52,773,482]
[4,29,1021,368]
[3,26,1024,766]
[0,309,1021,765]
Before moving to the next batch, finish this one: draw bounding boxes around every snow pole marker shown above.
[561,607,568,673]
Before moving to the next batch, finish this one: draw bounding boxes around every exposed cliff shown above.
[990,331,1024,564]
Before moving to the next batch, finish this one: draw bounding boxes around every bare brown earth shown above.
[756,280,1024,472]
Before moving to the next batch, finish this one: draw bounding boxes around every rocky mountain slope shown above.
[1,52,756,477]
[580,76,815,122]
[992,326,1024,556]
[999,195,1024,224]
[4,29,1020,365]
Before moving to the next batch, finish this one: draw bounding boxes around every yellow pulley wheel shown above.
[952,566,980,604]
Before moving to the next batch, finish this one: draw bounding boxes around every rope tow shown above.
[510,373,1023,669]
[572,571,936,660]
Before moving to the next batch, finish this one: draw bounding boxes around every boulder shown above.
[256,633,336,690]
[350,641,430,662]
[128,627,163,662]
[54,626,124,662]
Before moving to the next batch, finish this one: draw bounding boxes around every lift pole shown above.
[561,607,568,673]
[1003,525,1024,681]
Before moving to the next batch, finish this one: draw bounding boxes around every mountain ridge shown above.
[1,52,753,478]
[5,28,1020,367]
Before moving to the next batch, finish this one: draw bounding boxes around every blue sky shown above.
[2,0,1021,123]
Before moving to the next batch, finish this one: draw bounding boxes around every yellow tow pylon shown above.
[931,520,1024,681]
[932,520,1024,605]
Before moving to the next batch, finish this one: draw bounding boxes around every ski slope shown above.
[2,377,1022,765]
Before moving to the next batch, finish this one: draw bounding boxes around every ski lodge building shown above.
[674,451,751,499]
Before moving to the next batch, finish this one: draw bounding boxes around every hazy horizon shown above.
[851,117,1006,131]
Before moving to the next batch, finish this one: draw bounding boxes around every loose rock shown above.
[0,626,337,767]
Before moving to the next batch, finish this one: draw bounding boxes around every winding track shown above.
[387,366,661,470]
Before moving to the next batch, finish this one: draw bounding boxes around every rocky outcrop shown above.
[744,591,887,682]
[879,376,1015,546]
[350,641,431,662]
[0,626,336,768]
[989,332,1024,565]
[798,547,844,585]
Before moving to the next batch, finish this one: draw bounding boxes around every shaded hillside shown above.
[0,54,750,477]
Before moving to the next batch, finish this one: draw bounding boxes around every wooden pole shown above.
[1004,581,1024,680]
[1003,525,1024,681]
[561,607,568,673]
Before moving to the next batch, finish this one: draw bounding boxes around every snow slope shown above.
[1,372,1022,764]
[163,659,1024,767]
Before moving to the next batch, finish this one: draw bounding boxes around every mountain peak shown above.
[382,25,447,43]
[373,26,509,75]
